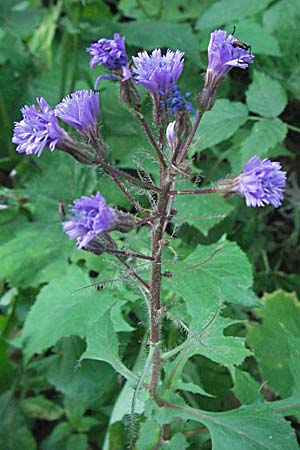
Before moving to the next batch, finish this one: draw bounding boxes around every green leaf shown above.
[247,290,300,398]
[21,265,115,359]
[41,422,72,450]
[21,396,64,421]
[0,153,97,287]
[136,418,160,450]
[271,333,300,418]
[173,188,234,235]
[33,336,116,408]
[196,0,273,29]
[0,391,37,450]
[160,433,189,449]
[231,368,261,405]
[156,400,298,449]
[66,434,88,450]
[81,310,136,381]
[246,72,288,118]
[165,238,257,332]
[232,20,281,56]
[194,100,248,152]
[240,118,288,164]
[118,21,200,62]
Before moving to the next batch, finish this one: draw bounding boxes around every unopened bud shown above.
[166,121,178,152]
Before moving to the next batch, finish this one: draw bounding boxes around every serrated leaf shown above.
[173,189,234,235]
[246,72,287,118]
[165,239,257,333]
[81,310,136,381]
[240,118,287,164]
[194,100,248,152]
[21,266,116,359]
[247,290,300,398]
[196,0,273,29]
[156,401,298,450]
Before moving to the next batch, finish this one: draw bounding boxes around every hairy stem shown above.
[176,111,204,163]
[149,172,172,399]
[135,110,167,169]
[167,187,217,195]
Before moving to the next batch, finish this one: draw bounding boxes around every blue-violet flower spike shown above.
[218,156,286,208]
[55,90,100,135]
[132,49,184,95]
[62,192,116,249]
[12,98,66,157]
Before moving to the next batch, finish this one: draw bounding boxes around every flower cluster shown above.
[12,98,66,157]
[160,84,194,116]
[218,156,286,208]
[132,49,184,95]
[63,192,116,249]
[55,90,100,135]
[87,33,131,85]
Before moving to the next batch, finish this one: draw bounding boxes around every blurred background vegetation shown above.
[0,0,300,449]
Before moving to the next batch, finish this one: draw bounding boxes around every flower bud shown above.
[166,121,178,152]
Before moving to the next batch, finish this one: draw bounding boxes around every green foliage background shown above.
[0,0,300,448]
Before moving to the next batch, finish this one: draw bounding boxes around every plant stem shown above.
[100,159,161,192]
[167,187,217,195]
[106,248,154,261]
[176,111,204,163]
[149,173,172,399]
[115,254,150,291]
[135,110,167,169]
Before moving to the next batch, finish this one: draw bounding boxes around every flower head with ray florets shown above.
[62,192,116,249]
[132,49,184,95]
[12,98,66,157]
[55,90,100,136]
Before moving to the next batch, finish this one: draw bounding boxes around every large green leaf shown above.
[32,336,116,408]
[173,189,234,235]
[156,400,298,450]
[0,152,97,287]
[247,290,300,398]
[81,310,137,381]
[164,238,257,332]
[240,118,287,164]
[21,265,117,359]
[271,333,300,418]
[196,0,273,29]
[118,21,200,62]
[194,100,248,153]
[246,72,287,118]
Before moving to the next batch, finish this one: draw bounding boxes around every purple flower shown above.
[238,156,286,207]
[87,33,131,84]
[218,156,286,208]
[12,98,66,156]
[132,49,184,95]
[208,29,254,78]
[55,90,100,135]
[62,192,116,248]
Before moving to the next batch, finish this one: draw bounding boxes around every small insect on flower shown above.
[231,26,251,53]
